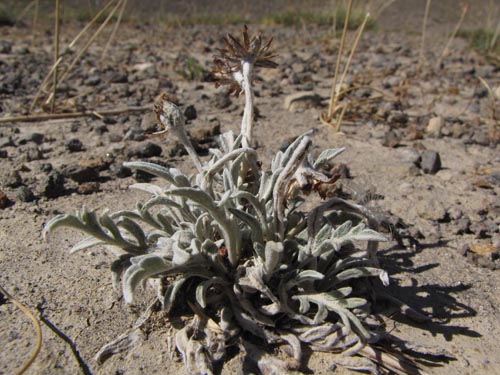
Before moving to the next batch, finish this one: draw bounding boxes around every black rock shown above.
[65,138,84,152]
[94,124,109,135]
[0,40,13,53]
[16,186,35,202]
[213,92,231,109]
[110,164,132,178]
[184,105,197,121]
[0,149,7,158]
[25,146,44,161]
[110,73,128,84]
[420,150,441,174]
[128,142,162,158]
[4,171,22,188]
[41,171,65,198]
[85,75,101,86]
[37,163,53,173]
[19,132,44,145]
[61,165,100,183]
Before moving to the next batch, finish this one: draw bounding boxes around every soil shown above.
[1,3,499,375]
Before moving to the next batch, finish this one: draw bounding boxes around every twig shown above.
[37,310,93,375]
[436,3,468,69]
[418,0,432,72]
[51,0,61,113]
[0,106,150,125]
[0,284,42,375]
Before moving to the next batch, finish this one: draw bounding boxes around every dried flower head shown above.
[213,25,277,95]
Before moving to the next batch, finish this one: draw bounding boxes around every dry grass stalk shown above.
[100,0,127,63]
[328,0,352,119]
[51,0,61,113]
[321,9,371,131]
[0,106,149,125]
[0,283,42,375]
[418,0,432,72]
[436,2,468,69]
[478,76,500,142]
[29,0,121,113]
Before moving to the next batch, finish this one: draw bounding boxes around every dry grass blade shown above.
[0,106,149,125]
[327,0,353,120]
[100,0,127,63]
[29,56,63,113]
[45,0,122,107]
[436,3,468,69]
[51,0,61,113]
[0,284,42,375]
[418,0,432,72]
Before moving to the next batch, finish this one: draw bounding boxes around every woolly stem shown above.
[241,61,254,149]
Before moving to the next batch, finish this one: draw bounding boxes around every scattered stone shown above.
[4,171,22,188]
[184,105,197,121]
[420,150,441,174]
[417,199,447,221]
[19,132,44,145]
[0,190,11,209]
[110,73,128,84]
[77,182,100,195]
[0,40,13,54]
[448,206,463,220]
[0,136,14,148]
[471,130,490,146]
[15,186,35,202]
[284,92,322,112]
[37,163,53,173]
[111,164,132,178]
[133,169,153,182]
[213,92,232,109]
[396,148,421,165]
[128,142,162,158]
[70,122,80,132]
[426,116,443,137]
[20,146,43,162]
[84,75,101,86]
[0,150,7,158]
[123,127,146,141]
[94,124,109,135]
[405,124,424,140]
[65,138,84,152]
[399,182,414,194]
[472,222,489,239]
[454,217,471,235]
[381,129,401,148]
[62,165,100,183]
[41,171,65,198]
[108,133,123,143]
[388,111,408,125]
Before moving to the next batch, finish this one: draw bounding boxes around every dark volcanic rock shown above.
[110,164,132,178]
[0,190,11,209]
[41,171,65,198]
[420,150,442,174]
[62,165,100,183]
[15,186,35,202]
[77,182,100,195]
[184,105,197,121]
[18,132,45,145]
[0,150,7,158]
[65,138,84,152]
[4,171,22,188]
[128,142,162,158]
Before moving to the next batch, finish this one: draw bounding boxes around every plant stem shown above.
[241,61,254,149]
[418,0,432,72]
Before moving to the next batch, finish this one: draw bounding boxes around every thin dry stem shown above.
[436,3,468,69]
[100,0,127,63]
[51,0,61,113]
[0,284,42,375]
[0,106,149,125]
[418,0,432,72]
[44,0,122,107]
[328,0,352,118]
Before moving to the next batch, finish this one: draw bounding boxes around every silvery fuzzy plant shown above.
[44,26,427,375]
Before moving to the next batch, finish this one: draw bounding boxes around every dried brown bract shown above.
[213,25,277,95]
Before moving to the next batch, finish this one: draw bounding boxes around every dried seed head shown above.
[152,93,185,135]
[213,25,277,96]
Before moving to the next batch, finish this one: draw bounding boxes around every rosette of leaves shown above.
[43,26,424,375]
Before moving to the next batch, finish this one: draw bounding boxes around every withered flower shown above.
[213,25,277,96]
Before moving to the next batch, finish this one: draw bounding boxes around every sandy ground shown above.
[1,2,500,374]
